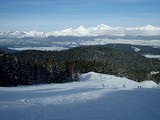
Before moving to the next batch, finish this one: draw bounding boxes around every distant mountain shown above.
[0,30,46,38]
[0,24,160,55]
[0,24,160,38]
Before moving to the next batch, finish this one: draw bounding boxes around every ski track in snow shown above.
[0,72,160,120]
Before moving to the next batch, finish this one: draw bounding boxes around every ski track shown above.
[0,72,160,120]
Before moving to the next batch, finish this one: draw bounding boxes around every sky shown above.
[0,0,160,32]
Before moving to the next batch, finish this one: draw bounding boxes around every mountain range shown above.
[0,24,160,58]
[0,24,160,38]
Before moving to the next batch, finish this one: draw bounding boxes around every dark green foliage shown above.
[0,45,160,86]
[0,53,32,86]
[0,50,80,86]
[151,73,160,84]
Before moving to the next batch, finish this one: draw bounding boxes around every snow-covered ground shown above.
[8,46,69,51]
[0,72,160,120]
[7,39,160,52]
[80,39,160,48]
[143,54,160,59]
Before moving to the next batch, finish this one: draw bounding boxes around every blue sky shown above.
[0,0,160,31]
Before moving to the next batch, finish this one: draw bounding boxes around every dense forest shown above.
[0,45,160,86]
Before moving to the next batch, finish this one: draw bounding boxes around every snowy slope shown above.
[0,72,160,120]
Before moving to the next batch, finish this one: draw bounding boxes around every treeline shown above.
[0,51,79,86]
[0,45,160,86]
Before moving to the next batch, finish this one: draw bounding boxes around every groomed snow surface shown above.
[0,72,160,120]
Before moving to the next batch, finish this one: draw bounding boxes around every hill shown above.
[0,45,160,86]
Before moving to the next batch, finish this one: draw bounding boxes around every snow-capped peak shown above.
[76,25,86,30]
[0,30,26,38]
[60,28,73,33]
[0,24,160,37]
[25,30,45,37]
[97,24,111,30]
[142,25,160,31]
[75,25,90,36]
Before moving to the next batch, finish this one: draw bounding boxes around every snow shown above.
[80,39,160,48]
[0,72,160,120]
[6,38,160,53]
[0,30,45,38]
[140,81,159,88]
[1,24,160,37]
[49,24,160,37]
[75,25,90,36]
[24,30,45,38]
[150,71,160,75]
[143,54,160,59]
[132,46,141,52]
[8,46,68,51]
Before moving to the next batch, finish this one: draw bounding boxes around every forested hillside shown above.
[0,45,160,86]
